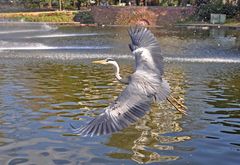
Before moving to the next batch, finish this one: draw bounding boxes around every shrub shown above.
[196,3,239,21]
[17,12,75,22]
[221,4,239,18]
[73,11,94,24]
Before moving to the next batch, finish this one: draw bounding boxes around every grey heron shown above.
[73,26,186,136]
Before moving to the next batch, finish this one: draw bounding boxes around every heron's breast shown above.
[133,75,161,95]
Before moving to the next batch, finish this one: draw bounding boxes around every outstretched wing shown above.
[128,26,170,103]
[73,79,152,136]
[73,27,169,136]
[128,26,163,75]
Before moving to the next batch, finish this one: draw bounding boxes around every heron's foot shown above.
[167,95,187,115]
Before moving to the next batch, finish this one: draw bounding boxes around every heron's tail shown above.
[153,79,171,102]
[167,95,187,115]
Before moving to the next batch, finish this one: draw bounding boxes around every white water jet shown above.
[165,57,240,63]
[0,46,112,51]
[41,23,58,31]
[24,33,106,39]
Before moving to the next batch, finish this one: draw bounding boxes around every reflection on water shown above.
[0,61,190,164]
[205,66,240,136]
[0,24,240,164]
[106,65,188,163]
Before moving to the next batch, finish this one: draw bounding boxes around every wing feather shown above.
[72,27,171,136]
[73,81,152,136]
[128,26,170,102]
[128,26,163,75]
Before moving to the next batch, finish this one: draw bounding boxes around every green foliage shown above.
[221,4,239,18]
[17,12,75,22]
[159,0,178,6]
[73,11,94,24]
[77,0,88,3]
[196,2,240,21]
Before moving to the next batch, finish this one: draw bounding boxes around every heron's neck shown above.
[110,62,129,84]
[111,61,122,82]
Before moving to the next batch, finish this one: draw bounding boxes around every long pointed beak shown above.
[92,60,107,65]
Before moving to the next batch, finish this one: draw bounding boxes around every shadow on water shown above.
[0,22,240,164]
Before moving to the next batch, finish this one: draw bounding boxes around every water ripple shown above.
[0,25,240,165]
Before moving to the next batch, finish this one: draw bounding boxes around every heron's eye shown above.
[106,58,114,62]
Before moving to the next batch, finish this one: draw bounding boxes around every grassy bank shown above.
[0,8,238,27]
[224,18,240,26]
[0,11,76,22]
[22,12,75,22]
[0,11,94,23]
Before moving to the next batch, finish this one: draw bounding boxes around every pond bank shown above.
[0,7,239,28]
[0,6,195,27]
[176,23,240,30]
[1,21,239,30]
[0,21,97,27]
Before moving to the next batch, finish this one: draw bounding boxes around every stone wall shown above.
[91,6,196,26]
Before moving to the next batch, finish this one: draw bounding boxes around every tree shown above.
[73,0,77,8]
[136,0,140,5]
[76,0,88,9]
[47,0,52,8]
[59,0,62,10]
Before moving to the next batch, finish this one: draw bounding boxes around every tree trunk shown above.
[177,0,181,6]
[181,0,188,6]
[48,0,52,9]
[136,0,140,6]
[77,0,81,10]
[39,1,44,9]
[59,0,62,10]
[73,0,77,8]
[144,0,147,6]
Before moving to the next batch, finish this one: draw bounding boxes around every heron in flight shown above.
[73,26,186,136]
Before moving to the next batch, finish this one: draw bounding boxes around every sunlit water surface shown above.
[0,23,240,165]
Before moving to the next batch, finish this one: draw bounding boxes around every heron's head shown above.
[92,58,121,80]
[92,58,116,65]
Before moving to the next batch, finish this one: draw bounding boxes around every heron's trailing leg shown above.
[167,95,187,115]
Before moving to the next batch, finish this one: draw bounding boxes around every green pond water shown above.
[0,23,240,165]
